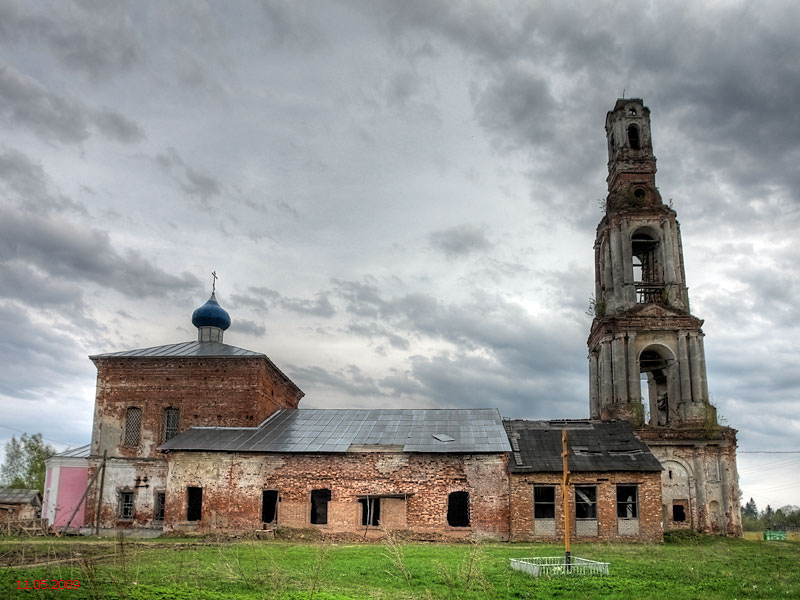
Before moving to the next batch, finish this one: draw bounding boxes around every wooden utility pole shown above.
[94,450,107,536]
[561,429,571,569]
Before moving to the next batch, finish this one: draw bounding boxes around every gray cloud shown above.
[0,208,201,299]
[288,364,383,397]
[234,318,266,337]
[0,64,144,145]
[156,148,222,203]
[0,0,139,81]
[0,148,86,214]
[232,287,336,318]
[429,224,492,259]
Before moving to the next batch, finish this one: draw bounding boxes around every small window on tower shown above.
[628,124,641,150]
[628,106,637,115]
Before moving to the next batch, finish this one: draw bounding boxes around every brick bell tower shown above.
[588,98,713,427]
[588,98,742,535]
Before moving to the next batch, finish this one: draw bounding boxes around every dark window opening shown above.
[575,486,597,519]
[617,485,639,519]
[163,408,180,442]
[262,490,278,523]
[187,487,202,521]
[632,232,662,303]
[628,107,638,116]
[124,407,141,446]
[628,124,641,150]
[359,498,380,526]
[310,489,331,525]
[154,491,165,522]
[640,349,672,425]
[118,491,134,520]
[447,491,470,527]
[534,485,556,519]
[673,503,686,522]
[633,187,646,199]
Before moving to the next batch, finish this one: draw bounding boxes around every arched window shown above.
[639,346,675,426]
[163,407,180,442]
[627,124,641,150]
[631,231,662,302]
[124,407,141,446]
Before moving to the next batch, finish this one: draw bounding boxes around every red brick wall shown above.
[163,451,510,539]
[90,357,303,460]
[85,355,303,529]
[509,471,662,542]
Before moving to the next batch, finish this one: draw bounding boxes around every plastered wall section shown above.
[637,426,742,536]
[163,451,510,539]
[509,471,663,542]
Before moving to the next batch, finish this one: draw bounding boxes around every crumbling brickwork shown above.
[85,355,303,530]
[162,451,510,539]
[637,426,742,536]
[509,471,662,542]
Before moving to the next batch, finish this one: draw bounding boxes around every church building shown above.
[54,99,740,540]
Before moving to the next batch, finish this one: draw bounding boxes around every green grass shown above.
[2,535,799,599]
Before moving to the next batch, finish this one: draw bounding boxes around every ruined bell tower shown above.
[588,98,711,426]
[588,98,742,535]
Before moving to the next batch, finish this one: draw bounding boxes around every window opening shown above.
[640,349,671,426]
[310,489,331,525]
[153,491,165,521]
[617,485,639,519]
[359,497,380,526]
[672,503,686,522]
[187,487,202,521]
[628,106,638,116]
[632,232,662,303]
[163,408,180,442]
[118,491,134,520]
[447,491,470,527]
[533,485,556,519]
[124,407,141,446]
[575,486,598,519]
[627,124,641,149]
[262,490,278,523]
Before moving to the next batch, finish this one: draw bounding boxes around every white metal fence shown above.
[510,556,609,577]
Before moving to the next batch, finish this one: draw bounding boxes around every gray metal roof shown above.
[55,444,91,458]
[0,488,42,506]
[161,408,511,454]
[90,341,264,359]
[504,419,662,473]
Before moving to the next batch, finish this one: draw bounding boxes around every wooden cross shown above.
[211,270,218,294]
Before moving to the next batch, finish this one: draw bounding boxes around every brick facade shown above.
[509,471,662,542]
[162,451,510,539]
[85,355,303,530]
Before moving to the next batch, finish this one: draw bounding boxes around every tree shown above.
[742,497,758,519]
[0,433,56,493]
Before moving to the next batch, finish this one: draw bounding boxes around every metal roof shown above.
[54,444,91,458]
[160,408,511,454]
[0,488,42,506]
[504,419,662,473]
[90,341,264,359]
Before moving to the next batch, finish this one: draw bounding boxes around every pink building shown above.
[43,445,90,530]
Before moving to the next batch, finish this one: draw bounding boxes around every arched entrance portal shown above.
[639,345,676,426]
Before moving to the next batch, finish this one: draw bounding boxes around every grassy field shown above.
[2,533,799,599]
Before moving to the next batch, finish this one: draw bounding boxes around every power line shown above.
[0,424,83,448]
[740,451,800,453]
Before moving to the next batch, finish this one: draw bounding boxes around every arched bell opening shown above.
[639,345,676,426]
[631,228,663,303]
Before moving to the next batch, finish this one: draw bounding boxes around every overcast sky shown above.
[1,0,798,510]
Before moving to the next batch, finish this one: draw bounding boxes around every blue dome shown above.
[191,292,231,331]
